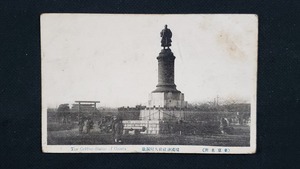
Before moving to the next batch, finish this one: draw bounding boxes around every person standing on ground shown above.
[98,118,103,133]
[86,118,94,134]
[78,117,84,134]
[111,116,123,143]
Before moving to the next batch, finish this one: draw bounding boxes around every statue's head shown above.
[165,25,168,29]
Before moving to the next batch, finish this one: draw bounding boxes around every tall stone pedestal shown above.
[149,48,187,109]
[153,49,179,93]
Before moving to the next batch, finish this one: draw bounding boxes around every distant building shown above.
[225,103,251,112]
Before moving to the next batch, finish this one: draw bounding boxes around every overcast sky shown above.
[41,14,257,108]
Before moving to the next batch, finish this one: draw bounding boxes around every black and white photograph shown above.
[41,14,257,153]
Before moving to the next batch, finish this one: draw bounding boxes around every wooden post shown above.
[94,102,96,120]
[78,102,81,120]
[158,106,161,120]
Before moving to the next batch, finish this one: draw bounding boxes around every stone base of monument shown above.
[140,108,186,121]
[121,107,188,135]
[123,119,185,135]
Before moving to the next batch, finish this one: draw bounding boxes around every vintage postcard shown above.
[41,14,257,153]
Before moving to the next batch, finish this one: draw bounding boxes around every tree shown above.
[57,104,70,123]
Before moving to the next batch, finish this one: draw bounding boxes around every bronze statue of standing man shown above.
[160,25,172,49]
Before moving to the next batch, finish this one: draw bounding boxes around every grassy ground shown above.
[47,122,78,131]
[47,125,250,146]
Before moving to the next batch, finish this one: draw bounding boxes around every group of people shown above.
[78,116,123,143]
[78,117,94,134]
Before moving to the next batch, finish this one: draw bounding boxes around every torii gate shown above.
[75,101,100,119]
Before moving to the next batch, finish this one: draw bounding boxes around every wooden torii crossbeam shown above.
[75,101,100,118]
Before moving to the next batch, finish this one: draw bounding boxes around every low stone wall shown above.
[123,120,161,134]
